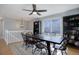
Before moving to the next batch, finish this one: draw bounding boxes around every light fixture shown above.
[33,12,37,14]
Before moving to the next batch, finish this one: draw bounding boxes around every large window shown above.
[42,18,63,35]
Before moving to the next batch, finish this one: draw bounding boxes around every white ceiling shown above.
[0,4,79,20]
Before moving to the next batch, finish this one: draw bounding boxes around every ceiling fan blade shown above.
[22,9,32,11]
[37,10,47,12]
[37,12,41,15]
[32,4,36,10]
[29,12,33,15]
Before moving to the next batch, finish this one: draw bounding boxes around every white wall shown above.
[2,17,34,44]
[39,8,79,20]
[4,18,29,30]
[0,19,4,39]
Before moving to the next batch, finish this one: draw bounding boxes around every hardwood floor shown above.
[0,39,14,55]
[67,46,79,55]
[0,39,79,55]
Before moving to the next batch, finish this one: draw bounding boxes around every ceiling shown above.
[0,4,79,20]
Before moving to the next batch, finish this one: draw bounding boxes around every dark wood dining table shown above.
[26,34,63,55]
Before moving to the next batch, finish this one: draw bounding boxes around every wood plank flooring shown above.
[0,39,14,55]
[0,39,79,55]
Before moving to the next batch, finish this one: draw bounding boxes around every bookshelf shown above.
[63,14,79,47]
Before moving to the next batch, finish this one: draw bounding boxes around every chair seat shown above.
[54,43,67,50]
[36,43,47,49]
[54,44,62,49]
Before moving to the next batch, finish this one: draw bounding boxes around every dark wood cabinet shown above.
[33,21,41,35]
[63,14,79,47]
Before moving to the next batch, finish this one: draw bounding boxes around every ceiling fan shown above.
[22,4,47,15]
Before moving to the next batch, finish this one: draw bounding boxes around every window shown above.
[42,20,52,33]
[42,18,63,35]
[52,19,61,34]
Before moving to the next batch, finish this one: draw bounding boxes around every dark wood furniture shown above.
[33,21,41,35]
[21,33,28,47]
[26,34,64,55]
[21,33,37,49]
[26,34,47,55]
[63,14,79,47]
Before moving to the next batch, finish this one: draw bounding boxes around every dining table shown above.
[26,33,64,55]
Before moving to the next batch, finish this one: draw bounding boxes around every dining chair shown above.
[21,32,38,50]
[25,35,37,48]
[52,35,69,55]
[21,32,30,49]
[25,33,47,55]
[32,41,48,55]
